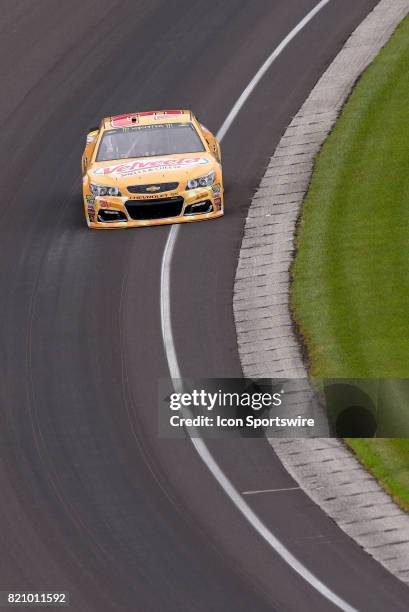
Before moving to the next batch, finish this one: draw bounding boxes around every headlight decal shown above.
[90,183,121,197]
[186,171,215,190]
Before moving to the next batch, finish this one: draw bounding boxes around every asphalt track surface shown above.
[1,1,408,611]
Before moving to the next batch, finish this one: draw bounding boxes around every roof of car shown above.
[104,110,193,129]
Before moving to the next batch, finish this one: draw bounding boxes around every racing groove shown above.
[1,1,408,611]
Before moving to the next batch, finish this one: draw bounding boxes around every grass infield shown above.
[291,16,409,507]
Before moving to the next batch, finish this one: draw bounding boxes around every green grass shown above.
[291,16,409,506]
[346,439,409,513]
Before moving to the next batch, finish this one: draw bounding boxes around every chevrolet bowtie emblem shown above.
[146,185,161,192]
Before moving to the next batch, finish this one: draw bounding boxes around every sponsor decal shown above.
[214,197,222,209]
[137,110,182,119]
[93,157,209,178]
[129,193,176,200]
[87,205,95,221]
[99,199,110,208]
[154,112,181,120]
[86,134,97,143]
[112,114,139,127]
[86,195,95,221]
[105,123,179,136]
[212,184,222,208]
[111,110,183,127]
[144,110,181,115]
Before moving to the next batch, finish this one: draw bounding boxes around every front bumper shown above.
[84,185,224,229]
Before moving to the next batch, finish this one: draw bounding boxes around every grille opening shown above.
[184,200,213,215]
[127,182,179,194]
[98,209,127,222]
[125,197,184,220]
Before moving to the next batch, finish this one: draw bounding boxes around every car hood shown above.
[89,152,215,186]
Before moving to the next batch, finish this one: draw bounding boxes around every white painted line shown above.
[160,2,358,611]
[242,487,301,495]
[160,222,181,382]
[189,437,356,612]
[216,0,333,142]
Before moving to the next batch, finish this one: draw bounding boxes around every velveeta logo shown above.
[94,157,209,177]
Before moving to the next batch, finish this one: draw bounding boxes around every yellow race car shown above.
[81,109,224,228]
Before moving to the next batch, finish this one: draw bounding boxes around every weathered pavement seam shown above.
[233,0,409,585]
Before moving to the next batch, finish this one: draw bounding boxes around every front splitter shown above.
[87,209,224,229]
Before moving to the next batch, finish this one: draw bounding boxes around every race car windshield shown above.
[96,123,205,161]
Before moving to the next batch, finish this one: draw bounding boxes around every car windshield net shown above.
[96,123,205,161]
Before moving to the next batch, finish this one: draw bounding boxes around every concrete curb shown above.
[233,0,409,585]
